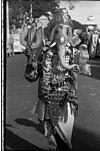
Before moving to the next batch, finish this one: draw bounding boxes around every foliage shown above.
[8,0,85,33]
[72,20,86,32]
[9,0,59,28]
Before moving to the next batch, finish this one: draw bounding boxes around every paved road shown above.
[6,54,100,151]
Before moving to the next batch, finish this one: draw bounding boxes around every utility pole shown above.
[30,0,34,23]
[30,1,32,18]
[6,0,9,47]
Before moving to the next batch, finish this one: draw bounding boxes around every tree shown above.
[9,0,59,28]
[9,0,26,27]
[72,20,86,32]
[9,0,80,30]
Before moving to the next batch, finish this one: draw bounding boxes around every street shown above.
[6,54,100,151]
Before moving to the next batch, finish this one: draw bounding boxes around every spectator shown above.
[9,30,14,56]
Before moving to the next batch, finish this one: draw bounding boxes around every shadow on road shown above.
[88,58,100,80]
[6,124,14,128]
[5,124,100,151]
[90,66,100,80]
[72,126,100,151]
[15,118,44,134]
[13,118,100,151]
[5,128,46,151]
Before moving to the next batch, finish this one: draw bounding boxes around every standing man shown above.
[9,29,14,56]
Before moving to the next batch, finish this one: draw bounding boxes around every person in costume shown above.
[24,8,90,151]
[34,9,79,151]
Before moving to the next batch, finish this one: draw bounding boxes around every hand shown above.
[76,64,80,71]
[24,47,31,56]
[43,46,48,51]
[72,64,77,68]
[72,64,80,71]
[46,41,51,45]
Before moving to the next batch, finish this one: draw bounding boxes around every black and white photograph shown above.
[3,0,100,150]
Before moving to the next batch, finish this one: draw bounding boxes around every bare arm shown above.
[58,45,76,70]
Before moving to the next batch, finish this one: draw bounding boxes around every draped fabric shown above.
[28,26,43,60]
[55,102,74,149]
[36,100,74,149]
[30,27,43,49]
[35,46,78,149]
[23,24,44,83]
[20,23,37,47]
[24,45,43,83]
[20,23,28,47]
[20,23,43,50]
[27,24,37,46]
[92,34,98,47]
[24,55,39,82]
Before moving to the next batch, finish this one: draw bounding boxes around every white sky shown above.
[60,1,100,28]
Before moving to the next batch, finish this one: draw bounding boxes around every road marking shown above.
[89,93,97,96]
[90,64,100,67]
[88,60,100,64]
